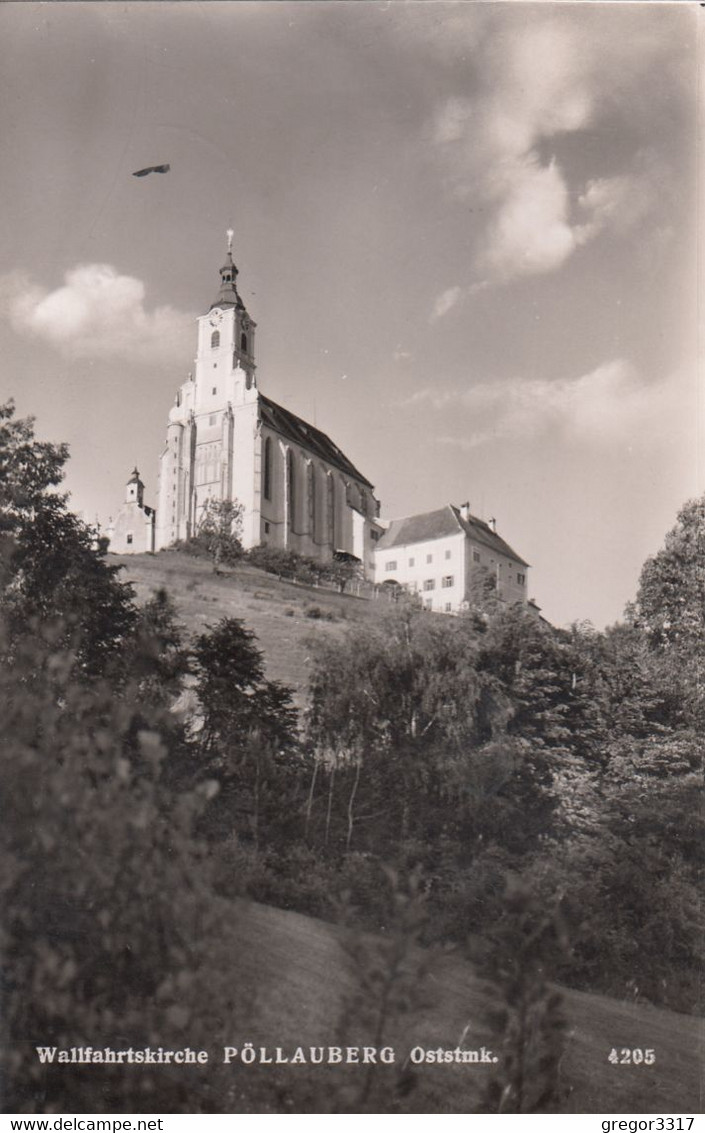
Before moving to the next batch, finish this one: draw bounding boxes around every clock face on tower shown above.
[209,310,222,327]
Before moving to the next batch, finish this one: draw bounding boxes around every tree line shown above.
[1,401,702,1112]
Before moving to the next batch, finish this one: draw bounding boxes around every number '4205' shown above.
[608,1048,655,1065]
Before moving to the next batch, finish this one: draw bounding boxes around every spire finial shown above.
[226,227,234,255]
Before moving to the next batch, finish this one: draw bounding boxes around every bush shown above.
[305,605,337,621]
[246,545,358,591]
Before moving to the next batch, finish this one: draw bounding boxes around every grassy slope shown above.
[111,552,703,1114]
[111,550,376,706]
[226,899,702,1114]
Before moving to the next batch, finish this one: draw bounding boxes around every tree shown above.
[189,618,300,843]
[335,867,436,1112]
[479,883,568,1114]
[191,617,297,753]
[305,602,536,857]
[1,609,246,1112]
[634,495,705,729]
[123,586,191,706]
[635,494,705,655]
[0,401,138,680]
[0,400,68,529]
[0,406,268,1111]
[195,497,244,570]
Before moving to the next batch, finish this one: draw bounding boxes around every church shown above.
[153,233,382,575]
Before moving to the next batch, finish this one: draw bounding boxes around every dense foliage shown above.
[2,401,702,1113]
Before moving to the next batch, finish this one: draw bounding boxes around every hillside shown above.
[110,550,379,704]
[201,897,703,1114]
[108,551,704,1114]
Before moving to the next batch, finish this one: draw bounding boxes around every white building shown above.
[155,234,381,569]
[106,468,156,555]
[373,503,532,613]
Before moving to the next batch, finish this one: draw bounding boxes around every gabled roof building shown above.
[374,503,534,614]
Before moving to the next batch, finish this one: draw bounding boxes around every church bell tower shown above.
[206,228,256,387]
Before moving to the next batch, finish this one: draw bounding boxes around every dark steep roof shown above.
[453,506,529,567]
[258,394,374,488]
[210,274,246,312]
[376,507,458,549]
[377,504,528,567]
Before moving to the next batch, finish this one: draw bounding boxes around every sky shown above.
[0,1,700,629]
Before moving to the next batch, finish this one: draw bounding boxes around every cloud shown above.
[411,360,686,450]
[575,160,663,245]
[429,11,675,286]
[3,264,194,365]
[435,434,484,454]
[405,387,457,411]
[482,157,577,281]
[430,285,462,322]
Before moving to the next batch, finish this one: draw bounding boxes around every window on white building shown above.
[126,533,133,545]
[385,560,397,571]
[517,573,526,585]
[445,603,452,613]
[445,549,451,560]
[408,557,415,567]
[442,576,454,588]
[473,551,480,563]
[426,553,433,563]
[423,579,435,591]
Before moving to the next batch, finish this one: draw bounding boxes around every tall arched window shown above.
[263,437,272,501]
[211,330,220,349]
[240,331,248,353]
[287,449,295,530]
[327,473,335,548]
[307,463,316,540]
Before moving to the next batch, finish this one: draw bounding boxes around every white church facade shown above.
[154,236,382,572]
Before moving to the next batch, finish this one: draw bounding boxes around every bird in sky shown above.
[132,164,170,177]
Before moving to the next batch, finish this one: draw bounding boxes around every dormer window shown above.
[211,330,220,349]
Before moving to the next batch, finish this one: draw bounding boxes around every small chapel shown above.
[105,467,156,555]
[153,232,382,574]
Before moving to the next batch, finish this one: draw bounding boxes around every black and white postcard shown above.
[1,1,701,1117]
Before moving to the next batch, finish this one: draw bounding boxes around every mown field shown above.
[221,899,702,1114]
[30,894,701,1114]
[110,550,380,704]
